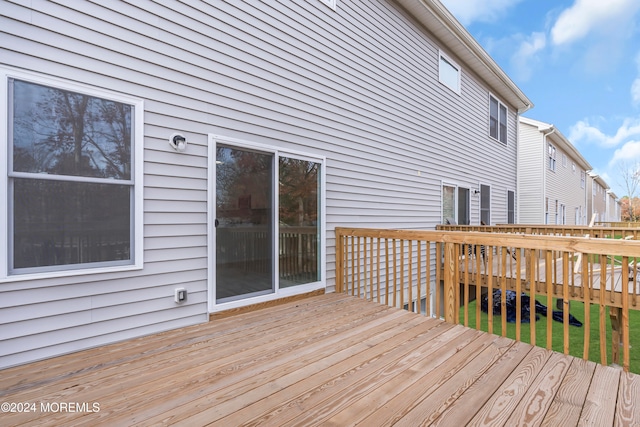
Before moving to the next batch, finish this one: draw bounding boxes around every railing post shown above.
[335,229,343,293]
[443,242,456,324]
[610,307,622,366]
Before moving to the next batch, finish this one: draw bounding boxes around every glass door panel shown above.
[278,157,320,287]
[215,146,274,303]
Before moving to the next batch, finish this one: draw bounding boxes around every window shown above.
[489,95,507,144]
[548,143,556,171]
[442,184,470,225]
[581,171,585,188]
[212,136,325,305]
[562,154,567,167]
[480,184,491,225]
[545,197,549,224]
[507,190,515,224]
[442,185,456,224]
[439,52,461,94]
[572,162,576,173]
[2,69,143,278]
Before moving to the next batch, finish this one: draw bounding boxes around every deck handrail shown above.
[335,227,640,372]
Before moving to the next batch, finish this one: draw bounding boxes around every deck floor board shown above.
[1,293,638,426]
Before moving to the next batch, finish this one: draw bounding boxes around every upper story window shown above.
[439,52,461,94]
[489,95,507,144]
[581,171,585,188]
[548,143,556,172]
[2,68,143,279]
[562,154,567,167]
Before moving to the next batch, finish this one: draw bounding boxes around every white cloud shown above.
[610,140,640,165]
[551,0,640,46]
[633,53,640,106]
[569,118,640,148]
[440,0,523,26]
[510,32,546,81]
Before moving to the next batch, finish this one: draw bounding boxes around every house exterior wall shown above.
[517,121,545,223]
[518,117,590,225]
[545,142,588,225]
[589,176,608,222]
[0,0,529,368]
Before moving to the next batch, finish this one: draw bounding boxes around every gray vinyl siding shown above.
[517,122,545,223]
[1,0,522,367]
[546,147,587,226]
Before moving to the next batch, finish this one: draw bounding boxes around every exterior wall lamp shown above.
[169,133,188,152]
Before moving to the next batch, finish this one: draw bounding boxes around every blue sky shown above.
[440,0,640,198]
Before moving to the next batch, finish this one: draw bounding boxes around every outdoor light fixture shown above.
[474,189,480,195]
[169,132,188,152]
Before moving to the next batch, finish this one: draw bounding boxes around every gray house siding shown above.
[0,0,530,368]
[518,117,591,226]
[517,121,544,223]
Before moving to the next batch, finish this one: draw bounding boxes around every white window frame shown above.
[208,134,326,313]
[548,143,557,172]
[442,183,457,224]
[562,154,567,168]
[581,171,586,188]
[489,94,508,145]
[0,67,144,282]
[438,51,461,94]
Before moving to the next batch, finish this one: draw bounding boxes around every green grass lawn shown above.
[459,297,640,374]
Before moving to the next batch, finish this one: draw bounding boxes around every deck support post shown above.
[610,307,622,366]
[336,229,344,293]
[443,241,456,324]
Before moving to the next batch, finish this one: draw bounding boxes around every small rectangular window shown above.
[489,95,507,144]
[507,190,515,224]
[581,171,585,188]
[480,184,491,225]
[548,143,556,171]
[439,52,461,94]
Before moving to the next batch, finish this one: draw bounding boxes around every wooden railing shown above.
[335,227,640,372]
[437,224,640,239]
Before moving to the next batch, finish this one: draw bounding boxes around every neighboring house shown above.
[606,190,621,222]
[587,173,610,223]
[518,117,592,225]
[0,0,531,368]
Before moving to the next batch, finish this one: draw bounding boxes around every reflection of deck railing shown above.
[216,226,318,282]
[335,227,640,372]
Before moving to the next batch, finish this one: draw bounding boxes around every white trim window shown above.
[581,171,586,188]
[548,143,557,172]
[439,51,461,94]
[489,95,507,144]
[1,68,144,279]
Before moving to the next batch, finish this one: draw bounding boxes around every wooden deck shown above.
[2,293,639,426]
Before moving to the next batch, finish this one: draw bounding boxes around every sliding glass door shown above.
[215,146,274,303]
[214,141,323,305]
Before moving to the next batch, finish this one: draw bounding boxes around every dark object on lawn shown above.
[480,290,582,327]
